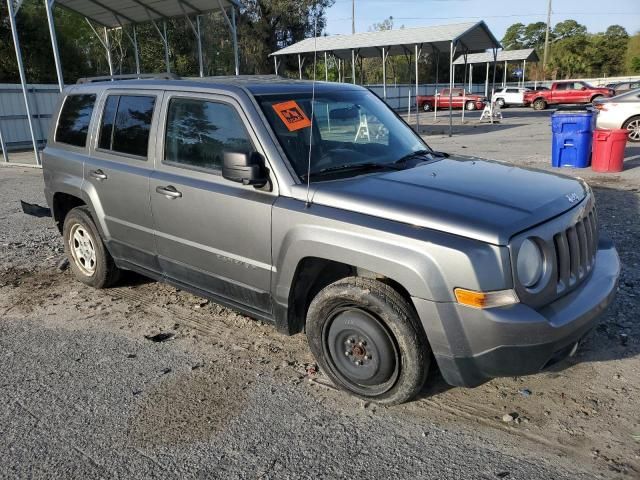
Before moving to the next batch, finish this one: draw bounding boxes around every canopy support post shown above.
[133,25,140,74]
[448,41,456,138]
[196,16,203,77]
[217,0,239,75]
[461,49,468,124]
[485,61,489,97]
[432,44,440,120]
[351,49,356,84]
[503,60,507,87]
[0,122,7,163]
[415,44,421,134]
[273,56,278,75]
[180,5,204,77]
[523,59,527,85]
[491,48,498,102]
[469,63,473,92]
[324,51,328,81]
[44,0,64,91]
[163,21,170,73]
[381,47,387,100]
[85,19,113,76]
[298,54,302,79]
[116,19,140,75]
[7,0,40,165]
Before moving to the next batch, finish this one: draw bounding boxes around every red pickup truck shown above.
[417,88,487,112]
[524,81,614,110]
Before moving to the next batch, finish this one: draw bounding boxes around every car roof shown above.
[66,75,364,97]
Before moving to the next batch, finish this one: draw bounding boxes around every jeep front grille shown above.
[552,205,598,294]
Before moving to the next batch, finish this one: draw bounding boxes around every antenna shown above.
[305,6,319,208]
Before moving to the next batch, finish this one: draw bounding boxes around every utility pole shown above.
[352,0,355,34]
[542,0,552,77]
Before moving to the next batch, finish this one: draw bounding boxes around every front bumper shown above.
[413,236,620,387]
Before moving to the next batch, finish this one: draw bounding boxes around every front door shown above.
[84,91,162,274]
[149,92,276,314]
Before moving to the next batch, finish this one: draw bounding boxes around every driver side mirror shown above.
[581,86,587,91]
[222,151,268,188]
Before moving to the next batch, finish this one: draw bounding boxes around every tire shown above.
[533,98,547,111]
[306,277,430,405]
[63,206,120,288]
[465,101,476,111]
[496,98,506,108]
[623,116,640,142]
[590,95,603,103]
[422,103,431,112]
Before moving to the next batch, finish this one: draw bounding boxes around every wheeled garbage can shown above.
[551,107,595,168]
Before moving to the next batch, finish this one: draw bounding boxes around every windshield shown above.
[256,89,429,181]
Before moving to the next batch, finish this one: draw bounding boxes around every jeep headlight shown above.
[516,238,544,288]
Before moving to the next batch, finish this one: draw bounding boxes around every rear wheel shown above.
[422,103,431,112]
[63,207,120,288]
[306,277,430,405]
[623,116,640,142]
[465,101,476,111]
[533,98,547,111]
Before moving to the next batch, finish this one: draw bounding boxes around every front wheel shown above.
[422,103,431,112]
[623,116,640,142]
[496,98,506,108]
[533,98,547,111]
[306,277,430,405]
[465,101,477,111]
[590,95,603,103]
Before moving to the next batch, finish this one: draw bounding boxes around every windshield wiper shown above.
[393,149,449,167]
[302,162,401,180]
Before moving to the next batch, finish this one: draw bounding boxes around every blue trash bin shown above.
[551,109,595,168]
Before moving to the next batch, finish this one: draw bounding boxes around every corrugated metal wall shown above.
[0,84,60,151]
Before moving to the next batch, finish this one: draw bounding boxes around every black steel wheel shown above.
[306,277,430,405]
[325,307,400,396]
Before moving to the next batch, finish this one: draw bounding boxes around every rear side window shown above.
[98,95,155,158]
[56,94,96,147]
[164,98,253,170]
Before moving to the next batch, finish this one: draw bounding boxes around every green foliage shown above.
[625,33,640,73]
[0,0,334,83]
[502,19,634,78]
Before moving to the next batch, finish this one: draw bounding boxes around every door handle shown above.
[89,169,107,180]
[156,185,182,199]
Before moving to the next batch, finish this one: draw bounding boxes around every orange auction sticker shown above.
[272,100,312,131]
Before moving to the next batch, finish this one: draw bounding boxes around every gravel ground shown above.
[1,109,639,479]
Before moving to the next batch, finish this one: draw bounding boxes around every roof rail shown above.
[76,73,181,84]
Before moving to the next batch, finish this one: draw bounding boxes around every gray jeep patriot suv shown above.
[43,75,620,405]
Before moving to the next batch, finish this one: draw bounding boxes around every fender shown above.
[271,198,512,307]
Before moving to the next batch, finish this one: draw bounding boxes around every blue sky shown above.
[324,0,640,39]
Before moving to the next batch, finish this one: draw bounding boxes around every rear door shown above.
[84,90,162,274]
[149,92,276,314]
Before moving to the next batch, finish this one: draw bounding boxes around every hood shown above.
[292,156,588,245]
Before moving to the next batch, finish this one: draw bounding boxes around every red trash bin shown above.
[591,128,627,172]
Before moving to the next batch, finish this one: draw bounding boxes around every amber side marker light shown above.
[454,288,519,309]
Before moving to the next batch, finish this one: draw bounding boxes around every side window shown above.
[555,83,568,90]
[56,94,96,147]
[164,98,253,171]
[98,94,155,158]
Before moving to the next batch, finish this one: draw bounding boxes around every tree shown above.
[626,32,640,73]
[522,22,547,49]
[502,23,524,50]
[240,0,334,75]
[553,20,587,40]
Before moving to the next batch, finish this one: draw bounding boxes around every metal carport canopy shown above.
[56,0,240,27]
[453,48,539,65]
[270,21,501,60]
